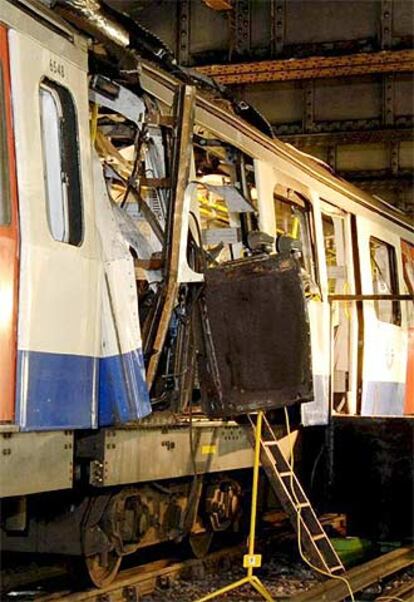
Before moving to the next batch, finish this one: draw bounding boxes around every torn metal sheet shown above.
[201,183,255,213]
[89,79,146,126]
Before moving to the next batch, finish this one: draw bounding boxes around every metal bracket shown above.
[123,586,139,602]
[304,80,315,133]
[390,141,399,175]
[177,0,191,65]
[383,73,395,126]
[271,0,285,56]
[381,0,393,49]
[235,0,251,55]
[90,460,105,486]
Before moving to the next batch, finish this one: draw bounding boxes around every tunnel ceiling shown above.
[104,0,413,218]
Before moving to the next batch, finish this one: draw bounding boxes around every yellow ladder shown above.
[249,413,345,576]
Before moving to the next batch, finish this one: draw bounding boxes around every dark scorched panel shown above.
[196,254,313,417]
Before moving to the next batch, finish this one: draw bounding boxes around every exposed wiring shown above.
[283,407,355,602]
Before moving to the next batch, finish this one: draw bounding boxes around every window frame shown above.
[274,190,318,285]
[369,236,401,326]
[39,78,83,247]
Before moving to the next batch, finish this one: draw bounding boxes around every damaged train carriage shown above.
[0,0,413,588]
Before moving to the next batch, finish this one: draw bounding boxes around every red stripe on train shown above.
[0,24,19,423]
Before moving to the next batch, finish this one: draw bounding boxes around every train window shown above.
[0,63,11,225]
[39,79,83,245]
[402,240,414,323]
[322,214,347,294]
[402,240,414,296]
[369,237,401,326]
[274,190,316,281]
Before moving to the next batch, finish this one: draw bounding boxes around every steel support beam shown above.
[196,49,414,84]
[277,127,413,147]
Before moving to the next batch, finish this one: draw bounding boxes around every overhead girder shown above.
[196,50,414,85]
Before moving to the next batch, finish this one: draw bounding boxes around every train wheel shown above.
[189,530,214,558]
[85,550,122,588]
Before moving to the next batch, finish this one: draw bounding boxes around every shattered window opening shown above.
[274,190,316,283]
[193,127,257,262]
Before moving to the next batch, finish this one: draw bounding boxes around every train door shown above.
[254,163,331,425]
[0,24,18,422]
[8,30,101,429]
[358,217,407,416]
[320,200,358,416]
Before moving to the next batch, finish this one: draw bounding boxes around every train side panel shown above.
[9,29,101,430]
[357,215,409,416]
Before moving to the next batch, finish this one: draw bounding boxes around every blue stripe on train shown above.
[16,349,151,431]
[99,348,151,426]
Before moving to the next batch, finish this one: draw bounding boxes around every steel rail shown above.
[374,577,414,601]
[33,543,246,602]
[290,547,414,602]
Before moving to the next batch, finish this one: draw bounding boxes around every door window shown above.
[322,214,347,295]
[39,79,83,245]
[369,237,401,326]
[274,191,316,282]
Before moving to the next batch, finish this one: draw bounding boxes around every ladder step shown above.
[279,471,293,478]
[296,502,311,509]
[312,533,327,541]
[263,441,279,446]
[329,565,344,573]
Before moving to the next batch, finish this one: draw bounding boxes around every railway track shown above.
[291,546,414,602]
[2,515,411,602]
[374,577,414,602]
[8,546,412,602]
[13,546,410,602]
[29,543,246,602]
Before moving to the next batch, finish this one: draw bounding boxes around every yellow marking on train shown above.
[201,445,217,455]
